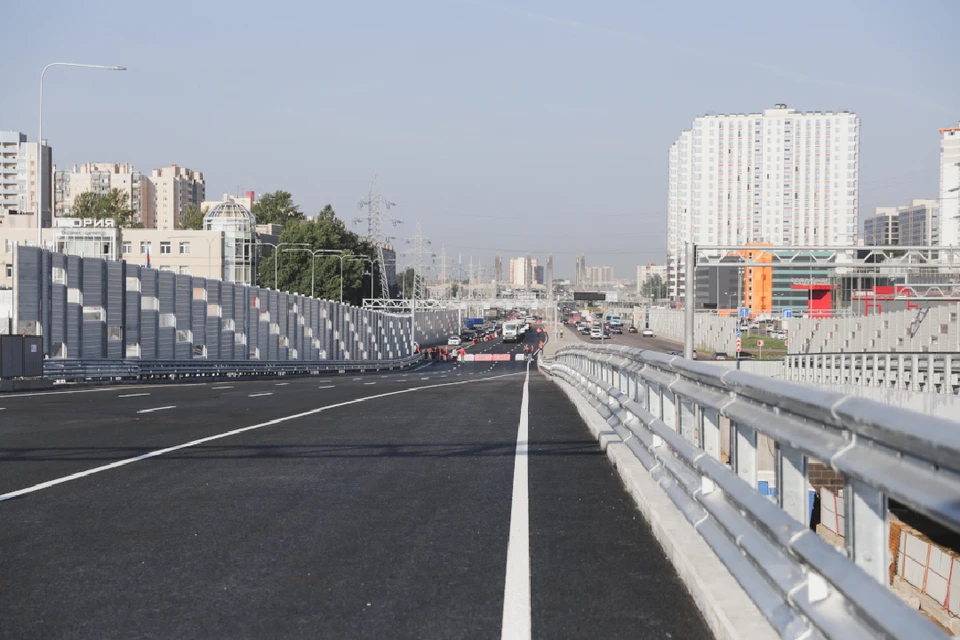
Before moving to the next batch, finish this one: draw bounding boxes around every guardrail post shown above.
[649,383,663,421]
[945,354,954,394]
[777,445,808,525]
[662,387,677,431]
[838,354,846,385]
[732,422,757,490]
[911,355,920,392]
[700,408,720,460]
[884,353,892,388]
[679,398,696,443]
[844,479,889,586]
[926,353,934,393]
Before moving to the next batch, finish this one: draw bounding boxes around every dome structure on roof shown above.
[204,201,255,228]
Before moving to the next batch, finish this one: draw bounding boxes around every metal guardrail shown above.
[42,354,423,383]
[785,352,960,394]
[540,344,959,639]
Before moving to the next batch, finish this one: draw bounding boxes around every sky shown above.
[5,0,959,280]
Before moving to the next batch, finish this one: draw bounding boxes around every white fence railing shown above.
[540,344,959,639]
[784,352,960,395]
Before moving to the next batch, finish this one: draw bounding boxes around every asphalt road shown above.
[0,327,710,639]
[565,325,703,357]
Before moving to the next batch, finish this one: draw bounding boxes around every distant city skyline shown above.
[4,1,958,279]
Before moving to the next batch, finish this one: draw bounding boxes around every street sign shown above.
[783,309,793,319]
[739,307,750,318]
[736,338,741,353]
[735,331,742,338]
[756,340,764,347]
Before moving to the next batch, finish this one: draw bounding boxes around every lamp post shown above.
[256,241,309,290]
[39,63,126,246]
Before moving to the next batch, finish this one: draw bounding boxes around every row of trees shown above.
[641,273,667,299]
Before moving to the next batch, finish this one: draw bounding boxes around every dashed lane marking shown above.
[136,406,176,414]
[0,371,524,503]
[318,386,336,389]
[118,393,150,398]
[248,392,273,398]
[211,386,234,390]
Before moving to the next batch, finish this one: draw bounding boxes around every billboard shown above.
[574,292,606,301]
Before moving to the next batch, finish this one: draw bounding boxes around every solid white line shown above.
[0,371,523,503]
[249,392,273,398]
[318,385,336,389]
[118,393,150,398]
[211,386,234,390]
[501,362,531,640]
[136,406,176,414]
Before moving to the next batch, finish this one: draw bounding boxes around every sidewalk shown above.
[542,326,576,359]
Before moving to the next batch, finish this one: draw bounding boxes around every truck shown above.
[502,321,526,343]
[463,317,485,330]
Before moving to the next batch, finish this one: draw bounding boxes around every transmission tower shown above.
[403,221,433,301]
[355,174,401,299]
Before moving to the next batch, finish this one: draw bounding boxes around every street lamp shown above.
[39,62,126,246]
[281,247,360,302]
[256,241,309,290]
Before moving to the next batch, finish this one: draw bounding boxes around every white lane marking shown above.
[0,408,5,411]
[364,382,376,386]
[501,362,531,640]
[318,385,336,389]
[0,371,524,503]
[352,377,362,381]
[275,382,290,386]
[317,379,331,383]
[249,392,274,398]
[211,386,234,390]
[118,393,150,398]
[421,377,430,380]
[136,406,176,414]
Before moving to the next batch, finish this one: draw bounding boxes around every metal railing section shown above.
[785,352,960,394]
[43,354,423,383]
[539,344,959,639]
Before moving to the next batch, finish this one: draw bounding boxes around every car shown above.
[628,326,638,333]
[590,328,603,339]
[447,335,462,346]
[641,329,654,337]
[609,326,622,334]
[714,352,729,360]
[579,325,591,335]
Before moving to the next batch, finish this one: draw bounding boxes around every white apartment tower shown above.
[0,131,53,231]
[666,104,860,299]
[939,125,960,247]
[146,164,205,230]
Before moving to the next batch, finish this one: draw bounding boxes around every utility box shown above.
[23,336,43,377]
[1,336,25,378]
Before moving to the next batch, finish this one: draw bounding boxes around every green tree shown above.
[178,204,206,230]
[251,191,304,227]
[69,188,136,227]
[641,273,667,300]
[256,204,378,305]
[398,267,425,299]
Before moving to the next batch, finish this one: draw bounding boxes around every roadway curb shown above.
[543,372,778,640]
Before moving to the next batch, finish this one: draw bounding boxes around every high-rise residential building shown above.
[939,125,960,247]
[896,199,939,246]
[54,163,148,223]
[545,254,554,298]
[0,131,52,231]
[494,254,503,285]
[666,104,860,300]
[575,255,586,288]
[508,256,538,287]
[534,265,545,285]
[863,208,899,246]
[584,265,614,286]
[146,164,205,230]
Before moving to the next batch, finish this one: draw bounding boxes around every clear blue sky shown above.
[5,0,958,279]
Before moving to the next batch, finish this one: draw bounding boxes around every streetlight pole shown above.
[39,63,126,246]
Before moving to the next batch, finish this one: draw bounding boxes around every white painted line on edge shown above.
[137,406,176,414]
[118,393,150,398]
[501,362,531,640]
[0,371,524,503]
[211,386,234,390]
[318,385,336,389]
[248,392,273,398]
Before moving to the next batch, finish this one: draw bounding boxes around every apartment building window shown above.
[160,242,171,255]
[4,264,11,278]
[140,241,151,254]
[121,241,131,255]
[179,241,190,254]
